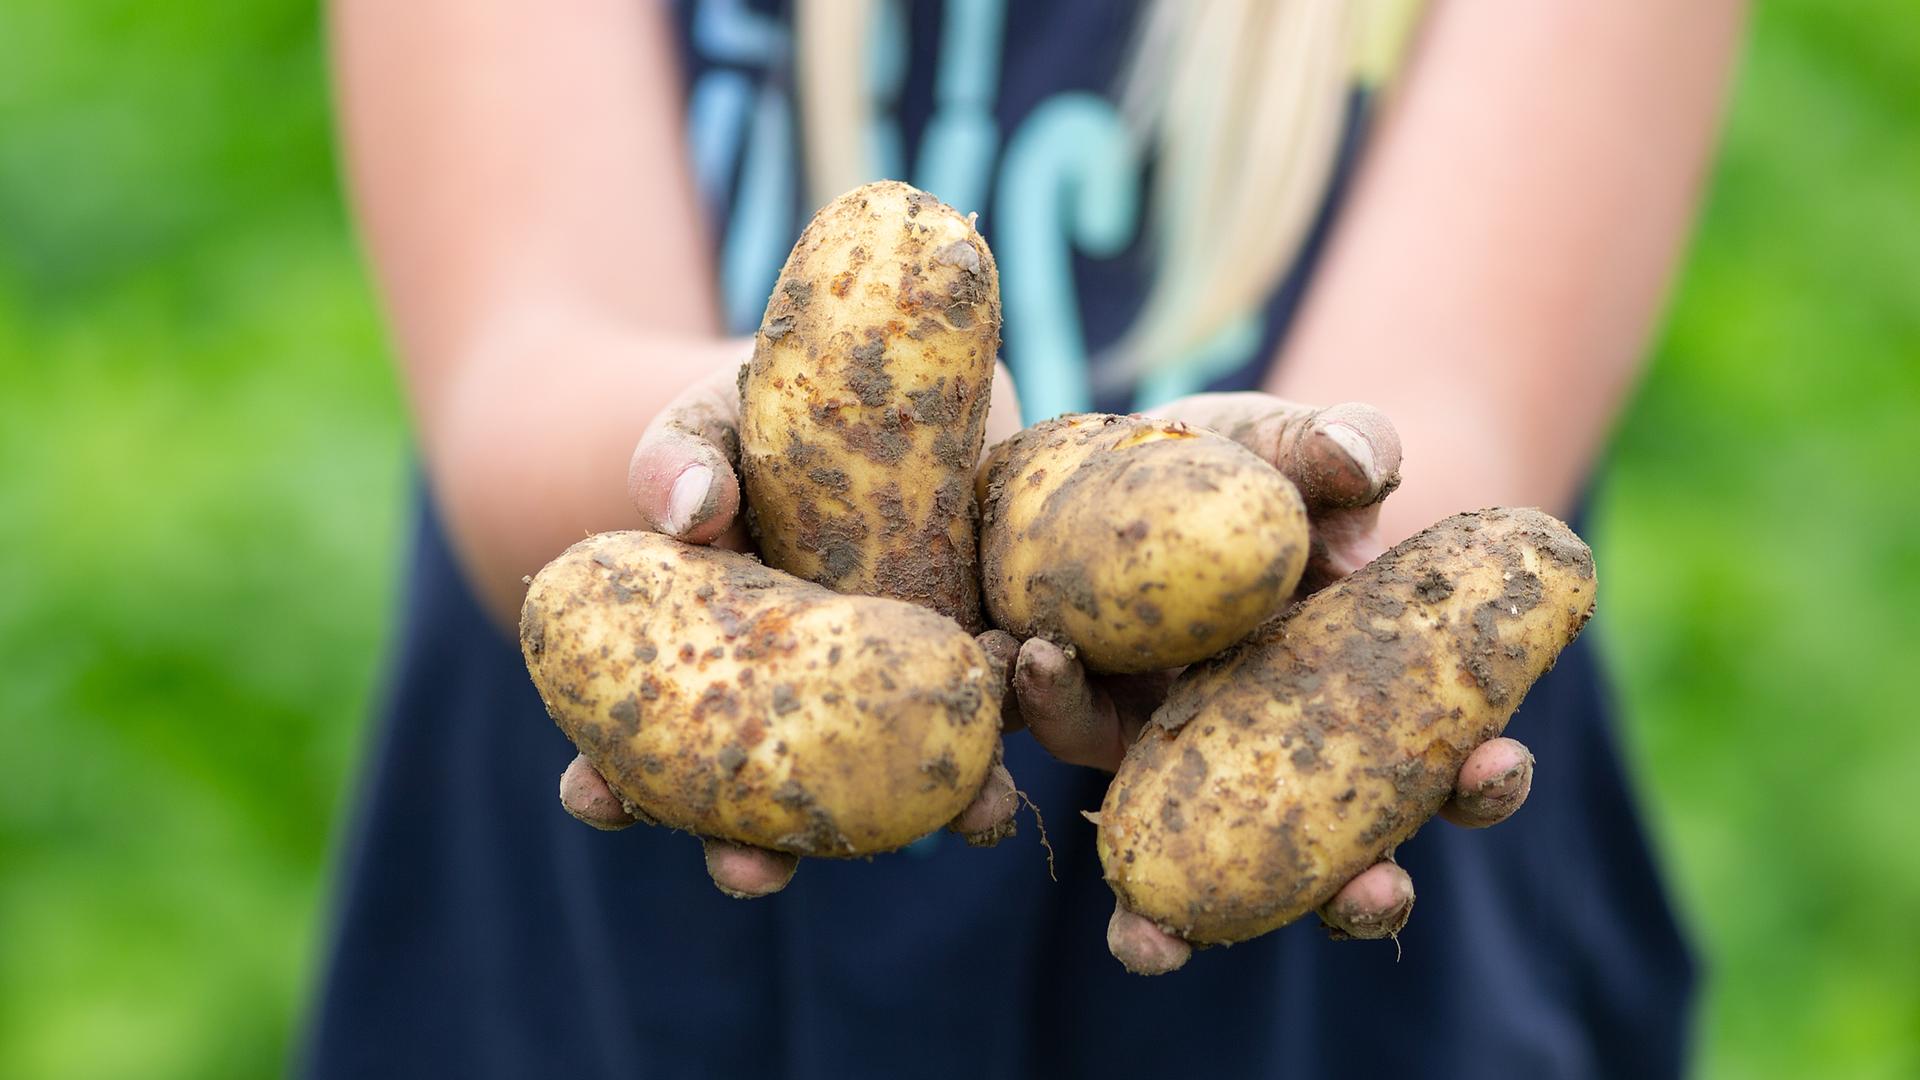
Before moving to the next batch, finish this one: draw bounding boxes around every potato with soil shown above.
[740,180,999,630]
[977,414,1310,673]
[521,531,1001,856]
[1097,507,1595,946]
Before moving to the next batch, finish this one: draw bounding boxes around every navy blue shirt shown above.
[303,3,1695,1077]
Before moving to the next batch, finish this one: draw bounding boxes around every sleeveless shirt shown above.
[303,4,1696,1076]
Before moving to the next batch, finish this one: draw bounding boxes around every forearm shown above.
[330,0,725,624]
[1270,0,1745,541]
[429,330,749,624]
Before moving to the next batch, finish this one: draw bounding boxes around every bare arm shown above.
[1099,0,1746,974]
[334,2,1029,890]
[330,0,742,626]
[1271,0,1746,542]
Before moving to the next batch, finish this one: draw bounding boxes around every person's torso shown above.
[672,0,1372,417]
[301,6,1698,1077]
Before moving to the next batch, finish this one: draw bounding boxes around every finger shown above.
[701,838,799,899]
[628,366,747,548]
[1439,737,1535,828]
[1106,901,1192,975]
[1297,503,1389,595]
[1145,395,1400,590]
[947,752,1019,847]
[1102,668,1182,737]
[1279,406,1399,590]
[976,629,1025,732]
[559,754,638,831]
[1318,860,1415,940]
[1145,393,1401,511]
[1014,638,1127,771]
[1271,402,1402,513]
[1144,390,1309,455]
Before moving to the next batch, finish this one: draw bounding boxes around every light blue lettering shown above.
[687,71,754,210]
[1130,312,1264,409]
[994,93,1139,421]
[914,0,1006,213]
[692,0,788,65]
[721,85,796,333]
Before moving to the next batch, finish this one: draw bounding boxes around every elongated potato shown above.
[520,531,1000,856]
[1097,508,1595,944]
[977,414,1310,673]
[740,180,999,630]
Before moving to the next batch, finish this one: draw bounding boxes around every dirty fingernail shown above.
[1477,756,1532,801]
[1017,639,1062,680]
[1320,422,1379,493]
[665,464,714,537]
[1456,753,1534,824]
[558,754,636,831]
[951,762,1019,846]
[703,839,797,899]
[1107,905,1192,975]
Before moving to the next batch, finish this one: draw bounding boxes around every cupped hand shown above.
[555,363,1028,898]
[1002,392,1538,973]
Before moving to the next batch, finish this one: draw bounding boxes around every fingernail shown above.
[1478,759,1530,800]
[703,840,797,899]
[1107,906,1192,976]
[1467,755,1535,818]
[665,464,714,537]
[1326,883,1415,939]
[1320,422,1379,492]
[1380,888,1415,934]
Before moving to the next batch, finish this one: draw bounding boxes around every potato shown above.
[977,414,1310,673]
[520,531,1001,856]
[740,180,999,631]
[1096,508,1595,945]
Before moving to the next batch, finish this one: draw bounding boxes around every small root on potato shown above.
[1017,786,1056,881]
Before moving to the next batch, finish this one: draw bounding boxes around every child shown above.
[308,2,1740,1075]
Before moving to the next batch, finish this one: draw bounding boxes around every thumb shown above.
[628,366,746,546]
[629,439,740,543]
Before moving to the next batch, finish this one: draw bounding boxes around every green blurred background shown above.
[1,2,1914,1077]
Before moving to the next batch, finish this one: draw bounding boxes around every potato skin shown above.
[740,180,999,631]
[977,414,1310,673]
[520,531,1000,856]
[1097,508,1596,943]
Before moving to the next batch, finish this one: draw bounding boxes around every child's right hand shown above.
[556,364,1025,897]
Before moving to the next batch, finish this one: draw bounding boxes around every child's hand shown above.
[557,364,1026,897]
[1005,393,1537,973]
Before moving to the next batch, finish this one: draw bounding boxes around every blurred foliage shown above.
[1593,5,1920,1077]
[0,2,402,1077]
[0,1,1913,1078]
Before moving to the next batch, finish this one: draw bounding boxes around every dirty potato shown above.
[1097,508,1595,945]
[740,180,999,630]
[977,414,1310,673]
[521,531,1001,856]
